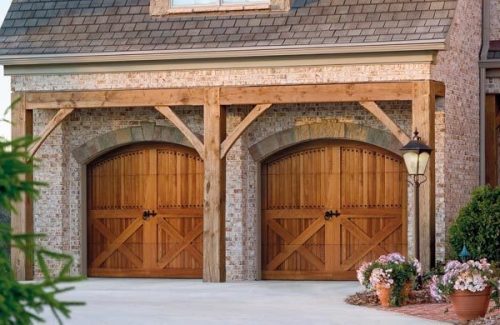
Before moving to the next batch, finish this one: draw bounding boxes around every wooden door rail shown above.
[265,217,325,271]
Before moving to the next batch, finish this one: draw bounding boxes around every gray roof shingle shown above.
[0,0,457,56]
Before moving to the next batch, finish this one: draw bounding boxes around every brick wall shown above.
[15,62,435,280]
[490,0,500,41]
[30,101,412,280]
[430,0,482,261]
[11,63,431,92]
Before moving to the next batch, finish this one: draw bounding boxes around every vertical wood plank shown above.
[203,87,226,282]
[328,146,341,272]
[143,149,157,270]
[10,92,34,280]
[485,95,498,186]
[412,81,436,271]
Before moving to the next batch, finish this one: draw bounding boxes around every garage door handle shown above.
[142,210,157,220]
[324,210,341,220]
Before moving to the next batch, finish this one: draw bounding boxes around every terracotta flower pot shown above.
[402,282,412,305]
[450,286,491,321]
[376,285,391,307]
[376,282,412,307]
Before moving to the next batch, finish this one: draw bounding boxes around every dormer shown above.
[150,0,290,15]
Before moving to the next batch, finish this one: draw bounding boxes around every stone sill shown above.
[167,4,271,14]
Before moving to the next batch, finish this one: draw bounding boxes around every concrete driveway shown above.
[39,279,445,324]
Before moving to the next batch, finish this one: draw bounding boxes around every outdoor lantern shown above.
[401,130,432,176]
[401,129,433,263]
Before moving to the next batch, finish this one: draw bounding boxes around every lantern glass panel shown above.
[403,151,419,175]
[417,151,430,175]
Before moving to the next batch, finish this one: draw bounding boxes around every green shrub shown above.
[0,134,83,324]
[0,224,83,324]
[448,186,500,261]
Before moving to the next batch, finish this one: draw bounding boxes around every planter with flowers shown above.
[430,259,498,321]
[357,253,421,307]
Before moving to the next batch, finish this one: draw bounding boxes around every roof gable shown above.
[0,0,456,56]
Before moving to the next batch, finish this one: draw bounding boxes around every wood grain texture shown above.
[220,103,272,159]
[10,93,34,280]
[26,88,206,109]
[28,108,74,158]
[203,87,226,282]
[155,105,205,159]
[359,101,410,144]
[25,82,416,109]
[412,80,436,270]
[261,141,407,280]
[87,143,203,278]
[485,95,498,186]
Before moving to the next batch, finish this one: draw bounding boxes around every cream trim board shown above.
[4,51,437,76]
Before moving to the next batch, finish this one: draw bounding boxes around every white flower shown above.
[369,268,393,289]
[356,261,372,286]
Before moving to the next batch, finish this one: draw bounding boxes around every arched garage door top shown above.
[73,124,200,164]
[249,121,402,162]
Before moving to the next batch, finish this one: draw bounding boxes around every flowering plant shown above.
[429,259,498,302]
[357,253,421,306]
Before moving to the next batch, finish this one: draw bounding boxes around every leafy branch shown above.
[0,130,84,324]
[0,226,84,324]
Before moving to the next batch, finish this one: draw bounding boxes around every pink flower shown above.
[369,268,394,288]
[431,259,494,299]
[377,253,406,264]
[356,261,371,286]
[430,275,444,302]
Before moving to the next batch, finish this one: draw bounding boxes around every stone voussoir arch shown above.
[72,123,200,164]
[249,120,403,162]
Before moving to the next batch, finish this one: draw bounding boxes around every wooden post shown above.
[203,88,226,282]
[412,81,436,271]
[10,93,34,280]
[485,95,498,186]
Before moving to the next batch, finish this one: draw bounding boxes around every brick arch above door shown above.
[72,123,202,164]
[249,121,403,162]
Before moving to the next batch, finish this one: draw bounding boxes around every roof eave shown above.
[0,40,447,66]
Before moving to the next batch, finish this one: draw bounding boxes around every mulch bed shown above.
[345,290,500,324]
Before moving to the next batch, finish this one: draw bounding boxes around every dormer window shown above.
[171,0,269,8]
[150,0,289,15]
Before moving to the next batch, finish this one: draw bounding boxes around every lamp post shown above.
[459,244,470,262]
[401,130,432,262]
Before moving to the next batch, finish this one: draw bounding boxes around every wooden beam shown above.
[26,88,206,109]
[203,87,226,282]
[10,93,34,280]
[431,80,446,97]
[155,106,205,159]
[485,95,498,186]
[412,81,436,271]
[25,82,415,109]
[219,82,414,104]
[359,101,410,144]
[220,103,272,159]
[28,108,74,157]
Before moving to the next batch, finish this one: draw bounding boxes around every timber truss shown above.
[12,81,445,282]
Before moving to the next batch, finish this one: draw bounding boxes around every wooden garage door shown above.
[261,141,407,280]
[87,143,204,278]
